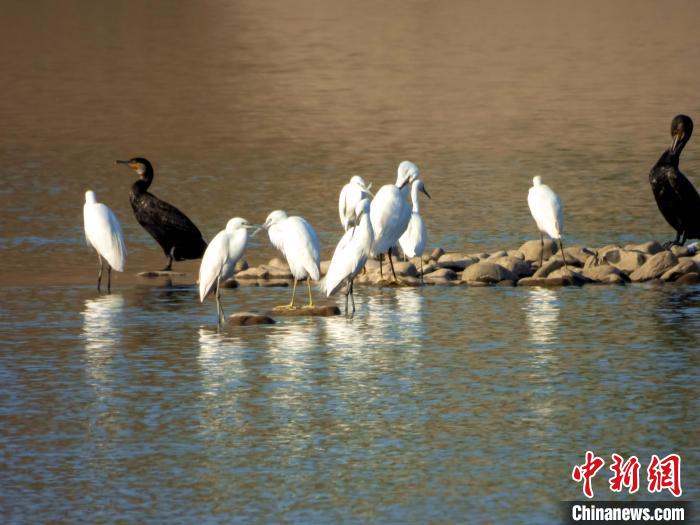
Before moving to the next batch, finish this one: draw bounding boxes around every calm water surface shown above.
[1,0,699,523]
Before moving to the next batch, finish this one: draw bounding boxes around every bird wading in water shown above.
[117,157,207,270]
[649,115,700,247]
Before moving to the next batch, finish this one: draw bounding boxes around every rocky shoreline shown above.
[225,240,700,289]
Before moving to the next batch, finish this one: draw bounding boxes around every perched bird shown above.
[527,176,568,268]
[83,190,127,293]
[649,114,700,246]
[398,179,431,282]
[116,157,207,270]
[324,199,374,316]
[198,218,256,325]
[370,160,423,281]
[262,210,320,308]
[339,175,373,231]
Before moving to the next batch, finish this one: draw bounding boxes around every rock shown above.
[423,268,459,281]
[221,278,239,288]
[670,245,690,258]
[269,305,341,317]
[419,261,439,275]
[676,272,700,284]
[533,258,566,278]
[320,260,331,276]
[234,259,248,272]
[629,251,679,282]
[660,258,698,282]
[517,277,548,287]
[461,262,517,284]
[229,312,276,325]
[603,249,647,274]
[518,239,558,263]
[437,253,477,271]
[486,250,508,261]
[392,261,419,277]
[582,264,629,283]
[364,259,381,272]
[547,268,590,285]
[398,275,421,286]
[430,247,445,260]
[506,250,525,260]
[234,267,269,279]
[496,279,516,286]
[623,241,664,255]
[492,256,534,278]
[598,273,626,285]
[561,246,594,266]
[267,257,290,270]
[258,264,293,279]
[463,280,491,287]
[137,270,187,278]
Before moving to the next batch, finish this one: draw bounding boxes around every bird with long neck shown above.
[116,157,207,270]
[398,179,431,282]
[649,115,700,247]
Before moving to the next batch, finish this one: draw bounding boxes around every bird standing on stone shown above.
[262,210,320,308]
[398,179,431,282]
[339,175,373,231]
[370,160,423,281]
[527,176,568,269]
[116,157,207,271]
[649,114,700,247]
[83,190,127,293]
[198,218,256,325]
[324,199,374,316]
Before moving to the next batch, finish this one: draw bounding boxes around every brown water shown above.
[1,1,699,523]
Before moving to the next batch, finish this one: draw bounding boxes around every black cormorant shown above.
[116,157,207,270]
[649,115,700,246]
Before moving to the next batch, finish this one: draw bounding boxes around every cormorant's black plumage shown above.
[649,115,700,246]
[117,157,207,270]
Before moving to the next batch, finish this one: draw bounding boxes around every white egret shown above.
[83,190,127,293]
[339,175,373,231]
[398,179,431,282]
[262,210,320,308]
[370,160,423,281]
[527,176,568,268]
[324,199,374,316]
[198,217,256,324]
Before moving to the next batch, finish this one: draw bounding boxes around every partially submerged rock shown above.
[629,251,679,282]
[269,305,341,317]
[229,312,276,325]
[461,262,517,284]
[137,270,188,278]
[660,259,698,282]
[437,253,476,271]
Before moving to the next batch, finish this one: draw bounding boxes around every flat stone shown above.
[517,277,548,287]
[623,240,664,255]
[547,268,590,285]
[492,256,534,278]
[629,251,679,282]
[506,250,525,260]
[229,312,276,325]
[437,253,477,271]
[269,305,341,317]
[461,261,517,284]
[485,250,508,261]
[603,249,647,274]
[582,264,629,283]
[518,239,558,263]
[430,247,445,260]
[533,258,566,278]
[660,259,698,282]
[676,272,700,284]
[423,268,459,281]
[137,270,188,278]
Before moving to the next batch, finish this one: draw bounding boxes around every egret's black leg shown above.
[379,253,384,278]
[344,281,350,317]
[349,279,355,316]
[97,254,103,292]
[216,276,224,325]
[539,231,544,269]
[107,266,112,294]
[558,238,568,269]
[387,247,399,282]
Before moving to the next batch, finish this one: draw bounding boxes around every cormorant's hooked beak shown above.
[421,185,431,199]
[670,132,683,154]
[116,159,136,171]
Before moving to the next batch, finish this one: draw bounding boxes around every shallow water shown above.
[1,0,699,523]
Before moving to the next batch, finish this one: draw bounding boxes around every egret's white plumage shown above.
[527,176,568,267]
[263,210,320,307]
[339,175,372,231]
[370,161,423,280]
[325,199,374,315]
[398,180,430,280]
[83,190,127,292]
[198,217,253,324]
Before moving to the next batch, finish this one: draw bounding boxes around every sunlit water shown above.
[1,0,699,522]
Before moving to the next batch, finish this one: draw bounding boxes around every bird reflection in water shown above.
[525,288,560,347]
[365,287,426,348]
[197,328,249,397]
[81,293,125,391]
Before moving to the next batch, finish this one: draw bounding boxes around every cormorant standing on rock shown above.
[649,115,700,247]
[117,157,207,270]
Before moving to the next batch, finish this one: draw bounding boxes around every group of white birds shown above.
[84,160,567,323]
